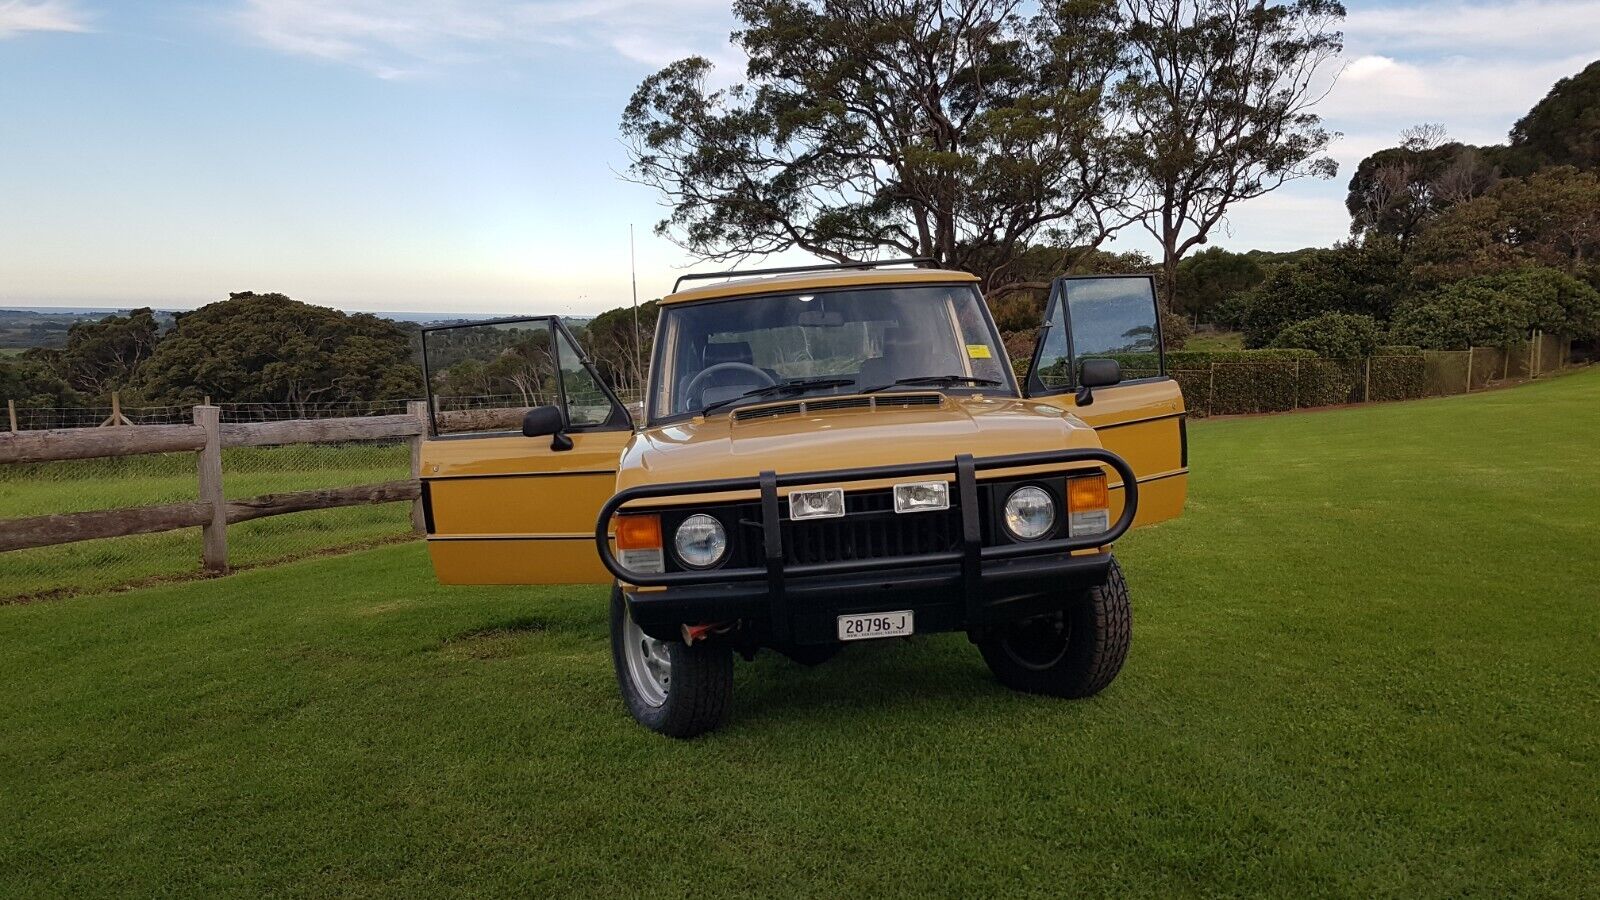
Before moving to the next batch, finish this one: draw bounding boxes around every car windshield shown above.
[650,283,1013,420]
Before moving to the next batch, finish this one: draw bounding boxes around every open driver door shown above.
[418,316,635,584]
[1023,275,1188,526]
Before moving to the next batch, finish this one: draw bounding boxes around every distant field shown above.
[1,369,1595,896]
[1183,328,1244,351]
[0,442,414,599]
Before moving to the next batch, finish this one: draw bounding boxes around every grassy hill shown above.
[2,370,1597,896]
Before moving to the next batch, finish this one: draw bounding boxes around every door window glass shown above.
[1067,278,1160,364]
[1032,282,1073,391]
[1030,277,1162,393]
[423,318,558,434]
[554,326,617,426]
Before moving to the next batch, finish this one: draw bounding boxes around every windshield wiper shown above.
[862,375,1001,393]
[701,377,859,414]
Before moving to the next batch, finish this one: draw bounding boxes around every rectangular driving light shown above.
[893,481,949,514]
[789,488,845,520]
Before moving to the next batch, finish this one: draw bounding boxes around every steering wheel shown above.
[684,362,776,406]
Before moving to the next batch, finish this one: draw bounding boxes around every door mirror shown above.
[522,405,573,451]
[1074,358,1121,406]
[1079,358,1122,388]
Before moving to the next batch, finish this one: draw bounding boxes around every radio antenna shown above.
[629,224,643,399]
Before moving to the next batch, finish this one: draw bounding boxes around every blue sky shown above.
[1,1,1595,316]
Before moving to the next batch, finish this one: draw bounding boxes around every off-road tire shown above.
[610,586,733,738]
[977,557,1131,698]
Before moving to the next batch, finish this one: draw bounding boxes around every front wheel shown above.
[610,585,733,738]
[977,557,1131,698]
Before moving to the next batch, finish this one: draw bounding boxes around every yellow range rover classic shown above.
[418,261,1187,737]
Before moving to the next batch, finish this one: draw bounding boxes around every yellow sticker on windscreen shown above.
[966,344,992,359]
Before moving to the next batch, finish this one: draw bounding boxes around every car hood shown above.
[616,393,1097,492]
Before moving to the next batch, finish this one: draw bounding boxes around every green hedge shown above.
[1010,348,1426,416]
[1368,356,1427,401]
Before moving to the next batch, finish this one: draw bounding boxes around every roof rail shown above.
[671,257,936,293]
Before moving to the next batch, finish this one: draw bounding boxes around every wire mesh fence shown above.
[0,436,417,603]
[0,451,202,600]
[220,440,415,571]
[8,399,419,431]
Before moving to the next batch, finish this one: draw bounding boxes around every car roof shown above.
[660,267,981,305]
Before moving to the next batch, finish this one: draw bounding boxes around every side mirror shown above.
[522,405,573,451]
[1075,358,1122,406]
[1080,358,1122,388]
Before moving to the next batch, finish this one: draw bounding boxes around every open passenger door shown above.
[419,317,635,584]
[1024,276,1188,526]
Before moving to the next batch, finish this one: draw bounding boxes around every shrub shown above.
[1389,281,1534,349]
[1160,308,1192,350]
[1236,240,1411,347]
[1486,267,1600,339]
[1269,313,1382,359]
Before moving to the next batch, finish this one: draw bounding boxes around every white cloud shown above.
[232,0,740,79]
[0,0,89,38]
[1345,0,1600,57]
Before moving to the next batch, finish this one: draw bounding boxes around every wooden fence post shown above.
[193,405,227,573]
[1527,331,1538,379]
[407,400,429,534]
[1363,357,1372,403]
[1207,363,1217,417]
[1465,347,1474,393]
[6,399,15,433]
[1292,358,1300,410]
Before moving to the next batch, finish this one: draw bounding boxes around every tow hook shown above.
[682,622,733,645]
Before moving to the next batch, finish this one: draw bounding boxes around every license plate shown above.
[837,610,914,642]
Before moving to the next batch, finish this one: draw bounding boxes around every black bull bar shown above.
[594,449,1139,637]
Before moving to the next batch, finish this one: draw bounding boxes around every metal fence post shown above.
[1292,358,1300,410]
[1363,357,1372,403]
[1528,331,1538,379]
[1465,347,1474,393]
[407,400,429,534]
[6,399,15,433]
[193,405,228,573]
[1207,363,1217,417]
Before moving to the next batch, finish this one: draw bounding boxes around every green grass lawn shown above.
[3,371,1598,897]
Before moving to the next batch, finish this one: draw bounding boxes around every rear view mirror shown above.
[797,310,845,327]
[522,405,573,451]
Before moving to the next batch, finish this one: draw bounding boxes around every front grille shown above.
[781,489,960,566]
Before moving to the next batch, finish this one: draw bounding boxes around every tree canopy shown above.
[134,293,421,411]
[1345,126,1498,249]
[1119,0,1344,303]
[1508,58,1600,174]
[623,0,1343,299]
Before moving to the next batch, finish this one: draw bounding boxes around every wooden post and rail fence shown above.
[0,401,431,572]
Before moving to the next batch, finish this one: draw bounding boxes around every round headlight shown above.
[673,514,727,569]
[1003,486,1056,541]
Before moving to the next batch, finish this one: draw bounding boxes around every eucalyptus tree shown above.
[621,0,1137,291]
[1119,0,1345,306]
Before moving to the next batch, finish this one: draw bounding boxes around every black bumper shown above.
[627,550,1114,644]
[595,448,1138,645]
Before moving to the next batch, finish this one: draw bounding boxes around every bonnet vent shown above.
[731,392,944,423]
